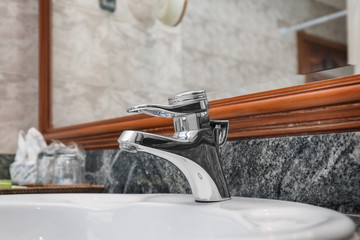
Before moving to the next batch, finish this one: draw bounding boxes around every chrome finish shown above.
[118,90,230,202]
[168,90,208,105]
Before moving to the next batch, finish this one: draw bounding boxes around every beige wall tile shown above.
[108,19,182,92]
[0,0,38,153]
[107,88,170,118]
[54,0,100,13]
[52,80,111,127]
[0,0,38,76]
[0,72,37,153]
[52,2,110,86]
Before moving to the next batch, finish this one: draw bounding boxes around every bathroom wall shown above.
[0,0,39,153]
[0,1,357,231]
[51,0,347,128]
[0,0,347,153]
[85,132,360,214]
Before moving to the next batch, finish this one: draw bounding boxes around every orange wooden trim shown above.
[38,2,360,150]
[39,74,360,149]
[39,0,52,132]
[210,83,360,119]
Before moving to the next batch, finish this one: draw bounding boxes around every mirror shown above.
[50,0,353,128]
[39,0,360,149]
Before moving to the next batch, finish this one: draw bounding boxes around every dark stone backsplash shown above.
[0,154,14,179]
[86,150,191,194]
[220,133,360,213]
[85,132,360,214]
[1,132,359,214]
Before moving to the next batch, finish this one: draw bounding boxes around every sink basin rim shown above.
[0,193,355,240]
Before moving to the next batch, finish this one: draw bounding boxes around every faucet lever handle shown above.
[127,104,178,118]
[127,90,210,118]
[211,120,229,147]
[127,102,208,118]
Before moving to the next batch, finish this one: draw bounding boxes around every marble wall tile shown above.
[85,132,360,214]
[0,0,38,76]
[182,49,215,91]
[107,88,171,117]
[0,72,37,153]
[181,14,212,53]
[108,19,182,93]
[0,1,39,153]
[52,80,110,127]
[52,1,110,86]
[54,0,100,13]
[112,0,136,22]
[183,0,212,21]
[55,0,155,25]
[0,0,38,16]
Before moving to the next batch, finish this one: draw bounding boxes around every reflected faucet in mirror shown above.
[118,90,231,202]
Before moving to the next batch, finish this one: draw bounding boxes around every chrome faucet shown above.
[118,90,231,202]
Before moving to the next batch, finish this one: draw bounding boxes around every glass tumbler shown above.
[53,153,84,185]
[37,152,55,184]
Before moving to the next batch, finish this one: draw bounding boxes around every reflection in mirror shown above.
[51,0,351,128]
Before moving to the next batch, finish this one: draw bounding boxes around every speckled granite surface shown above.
[0,154,14,179]
[86,150,191,194]
[221,133,360,213]
[86,132,360,214]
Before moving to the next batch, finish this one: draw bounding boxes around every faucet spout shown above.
[118,90,231,202]
[118,128,230,202]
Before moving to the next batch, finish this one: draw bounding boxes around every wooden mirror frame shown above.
[39,0,360,150]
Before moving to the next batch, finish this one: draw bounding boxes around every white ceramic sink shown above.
[0,194,356,240]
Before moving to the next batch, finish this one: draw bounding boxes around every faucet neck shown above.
[173,112,210,133]
[120,90,231,202]
[169,90,211,134]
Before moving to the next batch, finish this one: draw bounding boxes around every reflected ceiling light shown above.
[157,0,187,26]
[127,0,187,27]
